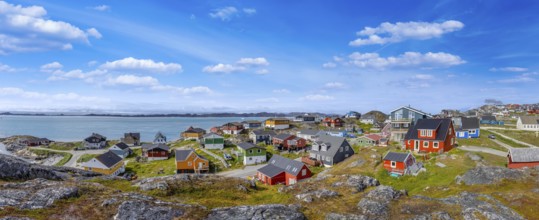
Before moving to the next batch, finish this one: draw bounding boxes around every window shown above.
[391,161,396,168]
[249,150,252,154]
[346,146,349,151]
[449,128,452,135]
[433,142,439,148]
[257,149,261,153]
[302,169,307,176]
[340,147,343,152]
[423,141,429,148]
[470,129,476,134]
[249,157,252,161]
[345,154,349,157]
[188,162,192,166]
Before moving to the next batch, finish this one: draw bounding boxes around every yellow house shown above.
[82,151,125,176]
[181,126,206,140]
[265,118,290,130]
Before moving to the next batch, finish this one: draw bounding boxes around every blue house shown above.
[480,115,504,125]
[456,117,480,139]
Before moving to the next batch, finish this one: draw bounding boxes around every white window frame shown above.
[423,141,429,148]
[340,147,343,152]
[433,142,439,148]
[302,169,306,176]
[391,161,396,168]
[470,129,476,134]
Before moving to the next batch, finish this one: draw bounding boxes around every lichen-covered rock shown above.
[345,175,380,192]
[325,213,368,220]
[439,192,523,220]
[357,185,406,219]
[296,189,339,203]
[0,178,79,210]
[138,180,169,191]
[456,166,525,185]
[0,217,34,220]
[407,212,453,220]
[114,200,185,220]
[206,204,306,220]
[0,154,99,181]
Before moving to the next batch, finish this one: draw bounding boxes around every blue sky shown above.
[0,0,538,114]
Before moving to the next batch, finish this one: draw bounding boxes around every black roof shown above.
[258,155,307,177]
[114,142,130,150]
[184,126,206,133]
[274,133,293,140]
[481,115,497,121]
[237,142,263,150]
[383,152,410,162]
[141,143,170,151]
[84,133,106,143]
[96,151,123,168]
[175,149,207,161]
[154,131,166,139]
[461,117,480,130]
[405,118,452,141]
[251,130,277,136]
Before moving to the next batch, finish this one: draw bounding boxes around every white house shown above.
[516,116,539,131]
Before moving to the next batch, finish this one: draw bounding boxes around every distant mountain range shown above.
[0,112,327,118]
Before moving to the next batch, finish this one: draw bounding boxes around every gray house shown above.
[109,142,132,159]
[121,132,140,146]
[390,106,432,142]
[308,135,355,167]
[154,132,167,144]
[296,129,324,141]
[249,130,277,145]
[83,133,107,149]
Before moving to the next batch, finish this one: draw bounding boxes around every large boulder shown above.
[0,178,79,210]
[325,213,368,220]
[455,166,525,185]
[0,154,100,181]
[439,192,523,220]
[357,185,406,219]
[114,200,184,220]
[296,189,339,203]
[345,175,380,192]
[206,204,306,220]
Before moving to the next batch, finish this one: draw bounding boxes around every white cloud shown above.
[243,8,257,15]
[348,51,465,69]
[0,63,16,72]
[0,87,108,103]
[324,82,346,89]
[256,69,269,75]
[87,60,98,67]
[91,5,110,12]
[237,57,269,66]
[47,69,107,82]
[497,72,538,83]
[302,94,335,101]
[489,67,528,72]
[86,28,102,39]
[255,97,279,103]
[203,63,246,73]
[349,20,464,46]
[40,61,63,71]
[413,74,433,80]
[209,7,238,21]
[0,1,101,54]
[99,57,182,73]
[273,89,290,94]
[151,85,213,95]
[203,57,269,74]
[106,74,159,86]
[322,62,337,68]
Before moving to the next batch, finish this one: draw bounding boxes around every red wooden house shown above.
[221,122,244,135]
[141,143,170,161]
[323,117,344,128]
[382,151,418,176]
[272,134,307,150]
[257,155,311,185]
[507,148,539,169]
[404,118,455,153]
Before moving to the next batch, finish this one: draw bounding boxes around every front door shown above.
[414,140,419,151]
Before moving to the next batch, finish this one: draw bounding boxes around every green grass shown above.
[28,148,72,166]
[77,154,100,163]
[493,129,539,147]
[124,149,177,178]
[47,142,82,151]
[169,139,199,148]
[456,129,507,151]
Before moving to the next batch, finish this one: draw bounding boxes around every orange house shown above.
[175,149,209,174]
[404,118,455,153]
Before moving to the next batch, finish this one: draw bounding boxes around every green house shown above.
[202,133,224,150]
[236,142,267,165]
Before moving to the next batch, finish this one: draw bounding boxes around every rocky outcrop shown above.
[0,154,100,181]
[455,166,525,185]
[0,178,78,210]
[296,189,339,203]
[206,204,306,220]
[325,213,368,220]
[345,175,380,192]
[133,174,252,191]
[113,193,206,220]
[0,217,34,220]
[357,185,406,219]
[408,212,453,220]
[439,192,523,220]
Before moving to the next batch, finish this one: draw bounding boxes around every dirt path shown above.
[483,129,538,148]
[459,145,507,157]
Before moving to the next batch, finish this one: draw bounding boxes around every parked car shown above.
[223,153,233,160]
[488,134,496,139]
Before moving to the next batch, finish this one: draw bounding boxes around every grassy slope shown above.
[456,129,507,151]
[494,129,539,147]
[28,148,73,167]
[76,154,100,163]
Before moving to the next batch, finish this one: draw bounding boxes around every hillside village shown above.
[1,103,539,219]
